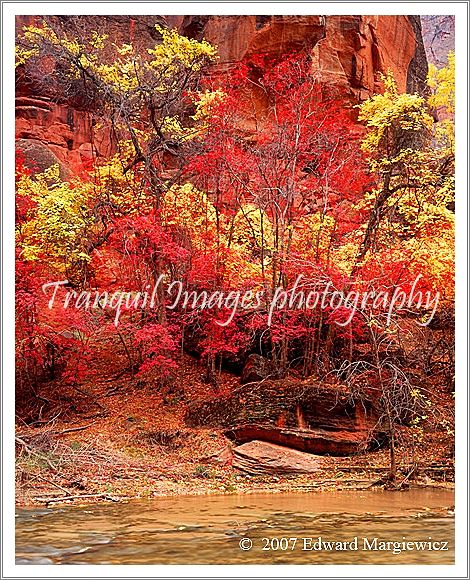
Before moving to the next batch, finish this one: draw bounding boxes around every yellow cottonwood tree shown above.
[428,52,455,116]
[355,72,454,271]
[16,165,95,280]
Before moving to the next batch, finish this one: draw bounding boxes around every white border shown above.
[2,2,467,578]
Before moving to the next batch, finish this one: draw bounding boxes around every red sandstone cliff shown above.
[15,15,429,176]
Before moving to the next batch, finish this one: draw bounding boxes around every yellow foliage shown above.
[230,203,274,256]
[289,213,336,268]
[358,70,454,253]
[16,21,219,205]
[192,89,226,122]
[161,183,218,248]
[93,141,147,214]
[428,52,455,115]
[148,25,217,76]
[15,45,38,67]
[358,72,433,162]
[16,165,95,274]
[332,242,362,274]
[404,222,455,302]
[427,53,455,160]
[17,21,217,97]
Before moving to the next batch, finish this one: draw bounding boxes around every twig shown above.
[28,411,62,427]
[35,473,70,495]
[53,423,95,436]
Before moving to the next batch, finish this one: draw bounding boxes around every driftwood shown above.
[35,493,120,505]
[336,465,453,471]
[52,424,95,436]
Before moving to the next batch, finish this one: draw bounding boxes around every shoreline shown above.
[17,470,455,508]
[15,367,455,509]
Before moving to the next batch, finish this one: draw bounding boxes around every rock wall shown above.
[15,15,428,175]
[420,15,455,67]
[185,380,384,456]
[185,380,379,432]
[167,15,426,96]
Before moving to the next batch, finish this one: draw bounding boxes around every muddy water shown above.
[16,489,454,564]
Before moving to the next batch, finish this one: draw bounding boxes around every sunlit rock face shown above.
[15,15,429,175]
[167,15,427,96]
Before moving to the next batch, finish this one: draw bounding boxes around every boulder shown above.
[16,138,72,180]
[226,424,378,456]
[205,445,233,466]
[233,440,323,475]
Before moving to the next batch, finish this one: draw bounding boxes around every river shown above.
[16,488,454,564]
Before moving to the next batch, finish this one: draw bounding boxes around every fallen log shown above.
[35,493,120,505]
[16,423,95,439]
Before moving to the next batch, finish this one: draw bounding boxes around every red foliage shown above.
[134,323,179,379]
[16,50,429,398]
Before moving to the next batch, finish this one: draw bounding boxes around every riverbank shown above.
[16,353,454,507]
[15,422,454,507]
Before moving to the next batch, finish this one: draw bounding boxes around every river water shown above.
[16,488,454,564]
